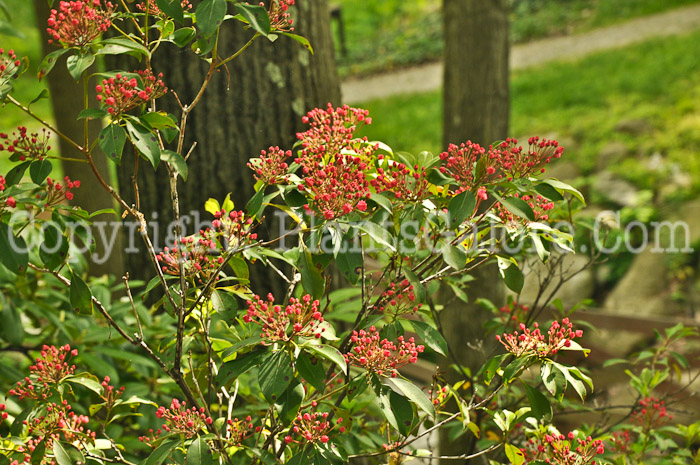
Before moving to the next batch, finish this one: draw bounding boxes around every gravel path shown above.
[341,4,700,104]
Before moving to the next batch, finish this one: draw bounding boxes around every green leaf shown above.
[186,437,214,465]
[77,108,108,120]
[521,381,552,422]
[279,32,313,53]
[448,190,476,227]
[215,348,267,386]
[441,243,466,270]
[258,350,294,403]
[95,37,150,58]
[29,89,49,106]
[38,48,70,80]
[502,263,524,294]
[30,159,52,184]
[335,248,362,285]
[161,150,188,181]
[298,250,324,299]
[533,183,564,201]
[233,3,271,36]
[0,221,28,274]
[66,51,95,81]
[409,320,446,356]
[204,198,220,215]
[66,375,103,395]
[70,271,94,315]
[542,178,586,205]
[98,124,127,163]
[165,27,197,47]
[504,443,525,465]
[274,380,304,424]
[425,167,452,186]
[4,160,29,186]
[195,0,227,37]
[354,221,395,251]
[53,441,74,465]
[305,344,347,375]
[156,0,184,23]
[502,356,531,384]
[0,299,24,345]
[10,406,32,436]
[125,120,161,168]
[498,195,535,222]
[0,18,24,38]
[368,192,393,214]
[482,353,506,385]
[220,335,263,360]
[296,352,326,392]
[246,187,264,218]
[145,438,179,465]
[141,111,178,130]
[390,377,434,417]
[377,388,413,436]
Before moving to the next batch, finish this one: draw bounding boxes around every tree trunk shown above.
[33,0,125,278]
[440,1,509,463]
[116,1,340,296]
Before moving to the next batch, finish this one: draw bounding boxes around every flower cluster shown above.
[211,209,258,251]
[497,300,530,328]
[284,409,344,445]
[427,384,448,407]
[140,399,212,444]
[8,345,78,400]
[0,127,52,161]
[243,293,326,342]
[632,396,673,428]
[95,70,167,116]
[299,154,370,220]
[0,175,16,210]
[521,432,604,465]
[296,104,372,160]
[42,176,81,207]
[345,326,424,378]
[266,0,295,32]
[370,156,431,203]
[496,319,583,358]
[137,0,192,16]
[156,232,221,282]
[22,401,95,462]
[498,137,563,179]
[47,0,115,48]
[438,137,564,192]
[0,402,7,421]
[0,48,21,82]
[497,193,555,227]
[248,146,291,184]
[225,415,260,445]
[608,429,632,454]
[439,140,500,192]
[376,280,422,317]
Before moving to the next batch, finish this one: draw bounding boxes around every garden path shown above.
[341,3,700,104]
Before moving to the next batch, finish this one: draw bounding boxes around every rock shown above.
[603,247,681,317]
[614,118,653,136]
[515,253,595,309]
[593,172,640,207]
[596,142,629,171]
[547,160,581,181]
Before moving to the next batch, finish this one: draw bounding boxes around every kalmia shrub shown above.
[46,0,115,48]
[243,293,326,342]
[0,126,51,161]
[345,326,424,377]
[496,318,583,358]
[95,70,167,116]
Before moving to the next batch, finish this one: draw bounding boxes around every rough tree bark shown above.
[440,0,509,463]
[33,0,124,277]
[115,1,340,296]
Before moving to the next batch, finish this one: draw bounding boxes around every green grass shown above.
[356,30,700,195]
[334,0,700,77]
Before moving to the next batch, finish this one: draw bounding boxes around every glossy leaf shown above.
[0,221,28,274]
[195,0,226,37]
[233,3,271,36]
[38,48,69,80]
[521,381,552,422]
[98,123,127,163]
[258,350,294,403]
[305,344,347,375]
[160,150,188,181]
[29,159,52,184]
[186,437,214,465]
[145,438,179,465]
[53,441,74,465]
[448,190,476,227]
[298,250,324,299]
[409,320,447,356]
[66,51,95,80]
[156,0,184,23]
[390,377,434,417]
[69,271,94,315]
[125,120,161,168]
[296,352,326,392]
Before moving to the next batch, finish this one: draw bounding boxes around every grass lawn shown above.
[356,29,700,196]
[334,0,700,76]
